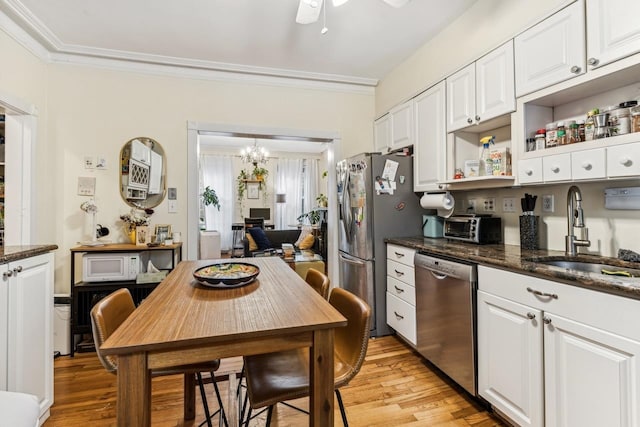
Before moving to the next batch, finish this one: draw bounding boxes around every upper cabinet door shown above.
[446,63,476,132]
[414,81,446,192]
[586,0,640,70]
[515,1,586,97]
[390,101,414,150]
[374,114,390,153]
[476,40,515,123]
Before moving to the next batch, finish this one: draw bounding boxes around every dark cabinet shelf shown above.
[69,243,182,356]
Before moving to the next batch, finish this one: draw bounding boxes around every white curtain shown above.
[303,158,319,215]
[201,154,234,250]
[275,159,304,229]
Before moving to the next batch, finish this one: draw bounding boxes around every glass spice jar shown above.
[534,129,546,151]
[632,112,640,133]
[557,121,567,145]
[545,122,558,148]
[575,119,585,143]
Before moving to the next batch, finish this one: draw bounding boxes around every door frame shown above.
[187,121,342,284]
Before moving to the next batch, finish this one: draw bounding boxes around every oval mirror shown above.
[119,137,166,209]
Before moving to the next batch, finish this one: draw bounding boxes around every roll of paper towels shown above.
[420,192,455,218]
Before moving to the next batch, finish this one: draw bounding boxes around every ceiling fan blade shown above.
[381,0,411,7]
[296,0,324,24]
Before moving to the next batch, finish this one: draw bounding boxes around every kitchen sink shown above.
[531,259,640,278]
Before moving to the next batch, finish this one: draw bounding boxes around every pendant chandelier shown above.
[240,140,269,166]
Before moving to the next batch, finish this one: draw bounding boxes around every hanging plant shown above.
[251,166,269,189]
[201,186,221,210]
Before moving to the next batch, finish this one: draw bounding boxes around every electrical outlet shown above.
[542,194,554,212]
[467,199,476,212]
[483,197,495,212]
[503,197,517,212]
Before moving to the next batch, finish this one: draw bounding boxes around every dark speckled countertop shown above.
[0,245,58,263]
[385,236,640,300]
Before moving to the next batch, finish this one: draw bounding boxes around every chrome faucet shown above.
[566,185,591,256]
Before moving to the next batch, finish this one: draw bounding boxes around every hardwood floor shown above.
[45,335,506,426]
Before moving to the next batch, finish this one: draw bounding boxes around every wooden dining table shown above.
[100,257,346,426]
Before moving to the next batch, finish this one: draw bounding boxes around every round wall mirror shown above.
[119,137,166,209]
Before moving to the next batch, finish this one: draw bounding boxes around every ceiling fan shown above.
[296,0,411,25]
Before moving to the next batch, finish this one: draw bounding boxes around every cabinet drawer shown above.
[386,244,415,267]
[386,292,416,345]
[387,259,415,287]
[571,148,606,180]
[518,157,543,184]
[607,143,640,178]
[543,153,571,182]
[387,275,416,306]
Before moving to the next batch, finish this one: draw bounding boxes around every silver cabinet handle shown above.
[527,287,558,299]
[467,118,473,124]
[475,115,481,122]
[588,57,599,66]
[394,285,404,293]
[3,271,13,279]
[394,311,404,320]
[527,312,536,320]
[13,266,23,274]
[394,252,405,258]
[570,65,581,74]
[543,317,552,325]
[394,269,404,276]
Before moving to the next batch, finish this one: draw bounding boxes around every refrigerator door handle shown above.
[342,171,353,243]
[339,252,366,266]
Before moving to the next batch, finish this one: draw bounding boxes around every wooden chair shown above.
[241,288,371,426]
[305,267,330,300]
[90,288,228,427]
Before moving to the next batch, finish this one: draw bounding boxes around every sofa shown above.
[243,229,319,257]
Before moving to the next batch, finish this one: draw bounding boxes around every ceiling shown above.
[1,0,476,86]
[200,135,330,155]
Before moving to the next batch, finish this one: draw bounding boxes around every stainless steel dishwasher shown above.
[414,252,477,396]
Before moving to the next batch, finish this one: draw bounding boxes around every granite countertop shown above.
[385,236,640,300]
[0,245,58,264]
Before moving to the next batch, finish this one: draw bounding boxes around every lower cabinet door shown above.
[544,313,640,427]
[386,292,416,346]
[477,291,544,427]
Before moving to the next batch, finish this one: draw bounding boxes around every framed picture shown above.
[135,225,150,246]
[154,224,172,243]
[247,182,260,199]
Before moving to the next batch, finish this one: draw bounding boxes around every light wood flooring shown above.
[44,335,506,426]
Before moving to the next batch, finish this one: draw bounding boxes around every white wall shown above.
[45,64,373,293]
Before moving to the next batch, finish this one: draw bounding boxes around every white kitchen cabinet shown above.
[518,157,543,184]
[515,1,586,97]
[385,244,416,346]
[413,81,447,192]
[1,252,54,424]
[542,153,572,182]
[544,312,640,427]
[374,113,390,153]
[477,291,543,427]
[586,0,640,70]
[478,265,640,427]
[447,40,515,132]
[389,101,414,150]
[571,147,606,180]
[607,142,640,177]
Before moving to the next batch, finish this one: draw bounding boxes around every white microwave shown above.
[82,253,142,282]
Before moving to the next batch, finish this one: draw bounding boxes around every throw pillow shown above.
[247,227,272,251]
[295,225,313,247]
[245,233,258,251]
[298,234,315,250]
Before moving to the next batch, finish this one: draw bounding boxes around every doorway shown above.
[186,122,341,285]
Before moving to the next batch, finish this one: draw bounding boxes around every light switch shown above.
[168,200,178,213]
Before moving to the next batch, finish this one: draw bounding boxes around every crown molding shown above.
[0,1,377,94]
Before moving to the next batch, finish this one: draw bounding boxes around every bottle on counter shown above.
[545,122,558,148]
[534,128,546,151]
[585,109,598,141]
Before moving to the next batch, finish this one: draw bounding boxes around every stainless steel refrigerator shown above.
[337,152,422,337]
